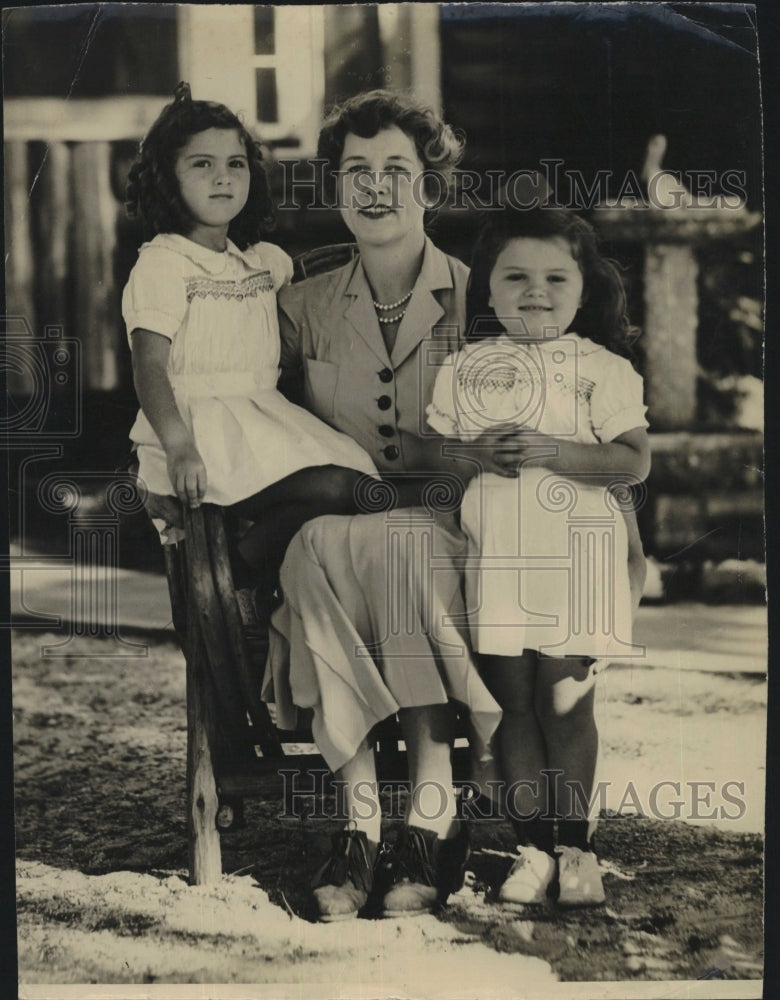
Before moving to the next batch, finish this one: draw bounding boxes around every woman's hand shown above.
[165,440,207,509]
[491,428,561,475]
[459,425,560,478]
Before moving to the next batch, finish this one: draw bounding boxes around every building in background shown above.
[2,3,764,575]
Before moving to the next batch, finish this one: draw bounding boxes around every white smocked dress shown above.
[427,333,648,659]
[123,234,377,510]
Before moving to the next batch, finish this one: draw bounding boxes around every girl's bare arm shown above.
[492,426,651,485]
[624,504,647,618]
[131,329,207,508]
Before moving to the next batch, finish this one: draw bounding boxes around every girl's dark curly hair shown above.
[125,82,274,249]
[466,207,637,359]
[317,88,464,213]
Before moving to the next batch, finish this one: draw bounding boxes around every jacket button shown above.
[379,367,393,383]
[378,424,395,437]
[383,445,400,460]
[377,395,392,411]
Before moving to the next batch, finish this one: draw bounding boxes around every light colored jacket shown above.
[278,237,469,474]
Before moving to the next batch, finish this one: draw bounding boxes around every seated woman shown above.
[264,90,504,922]
[264,89,647,922]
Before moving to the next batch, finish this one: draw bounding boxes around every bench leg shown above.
[186,636,222,885]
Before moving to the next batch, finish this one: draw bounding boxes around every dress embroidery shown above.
[458,366,518,394]
[456,364,595,402]
[576,377,595,403]
[453,338,604,408]
[186,272,274,302]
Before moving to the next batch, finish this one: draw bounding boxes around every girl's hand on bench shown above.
[166,442,207,509]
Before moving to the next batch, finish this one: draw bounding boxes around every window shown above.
[178,5,325,152]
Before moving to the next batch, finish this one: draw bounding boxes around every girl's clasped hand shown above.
[463,424,570,478]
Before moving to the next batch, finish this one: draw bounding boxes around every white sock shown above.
[407,782,458,839]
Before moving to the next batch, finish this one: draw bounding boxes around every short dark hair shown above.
[317,89,464,208]
[125,82,274,249]
[466,207,637,358]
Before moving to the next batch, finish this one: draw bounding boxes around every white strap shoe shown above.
[556,846,605,907]
[498,845,556,904]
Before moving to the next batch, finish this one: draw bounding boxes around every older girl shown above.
[124,84,376,604]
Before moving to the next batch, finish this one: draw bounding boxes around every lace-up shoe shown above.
[381,823,470,917]
[312,827,378,922]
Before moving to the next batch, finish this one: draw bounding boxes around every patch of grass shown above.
[17,895,158,935]
[18,894,263,952]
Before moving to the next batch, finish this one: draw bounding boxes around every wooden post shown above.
[71,141,121,390]
[377,5,413,90]
[186,607,222,885]
[33,141,71,330]
[376,5,442,108]
[323,6,383,104]
[3,141,37,394]
[643,243,699,429]
[408,3,442,113]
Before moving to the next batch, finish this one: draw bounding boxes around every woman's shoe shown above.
[497,844,556,904]
[311,827,378,922]
[381,822,470,918]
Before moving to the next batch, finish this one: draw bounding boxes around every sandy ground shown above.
[11,623,765,997]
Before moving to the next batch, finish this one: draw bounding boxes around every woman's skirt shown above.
[263,509,502,774]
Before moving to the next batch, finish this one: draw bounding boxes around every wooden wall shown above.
[3,139,145,397]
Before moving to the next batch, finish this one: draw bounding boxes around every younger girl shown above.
[124,84,376,603]
[427,207,650,907]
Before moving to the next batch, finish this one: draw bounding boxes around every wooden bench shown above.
[159,245,472,884]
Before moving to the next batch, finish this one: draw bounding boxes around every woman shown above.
[264,90,507,922]
[264,89,646,922]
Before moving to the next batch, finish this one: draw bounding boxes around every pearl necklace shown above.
[372,290,413,312]
[377,309,407,324]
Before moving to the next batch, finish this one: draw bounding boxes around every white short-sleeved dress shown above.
[427,333,648,659]
[123,233,377,508]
